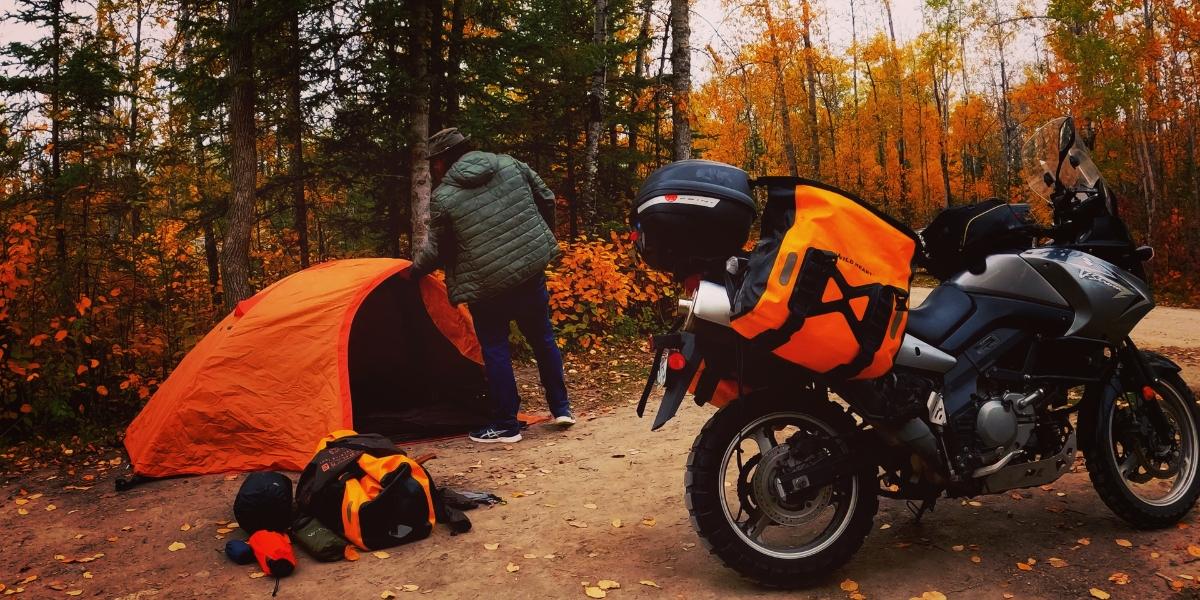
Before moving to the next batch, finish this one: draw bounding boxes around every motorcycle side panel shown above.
[950,253,1069,308]
[1021,248,1154,341]
[894,334,957,373]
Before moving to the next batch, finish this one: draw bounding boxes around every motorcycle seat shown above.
[906,284,974,346]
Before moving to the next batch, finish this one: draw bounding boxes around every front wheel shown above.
[684,393,877,587]
[1083,370,1200,529]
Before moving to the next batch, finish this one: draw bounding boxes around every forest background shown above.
[1,0,1198,435]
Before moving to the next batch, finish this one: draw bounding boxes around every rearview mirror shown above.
[1058,117,1076,155]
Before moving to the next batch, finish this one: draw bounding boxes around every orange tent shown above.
[124,259,489,478]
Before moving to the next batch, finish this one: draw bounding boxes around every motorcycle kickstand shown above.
[906,498,937,523]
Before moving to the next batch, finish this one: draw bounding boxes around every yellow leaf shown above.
[66,591,83,597]
[484,543,499,550]
[381,592,397,599]
[373,551,390,559]
[1116,539,1133,548]
[1109,572,1130,585]
[638,580,659,588]
[249,572,266,579]
[506,562,519,573]
[840,580,860,592]
[584,587,606,599]
[641,517,656,527]
[402,585,419,592]
[597,580,619,590]
[970,555,981,564]
[45,504,56,511]
[1089,588,1110,600]
[180,523,191,531]
[921,593,947,600]
[168,541,186,552]
[611,519,622,528]
[1048,557,1068,568]
[1188,545,1200,558]
[583,503,597,509]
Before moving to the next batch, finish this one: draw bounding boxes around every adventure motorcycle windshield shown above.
[1021,117,1105,202]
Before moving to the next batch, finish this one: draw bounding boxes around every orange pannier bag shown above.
[731,178,919,380]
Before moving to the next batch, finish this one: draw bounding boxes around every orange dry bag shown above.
[731,178,919,380]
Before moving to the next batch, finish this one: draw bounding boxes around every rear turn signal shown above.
[1142,385,1157,401]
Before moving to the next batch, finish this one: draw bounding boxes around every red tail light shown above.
[1142,385,1157,401]
[667,351,687,371]
[684,275,701,294]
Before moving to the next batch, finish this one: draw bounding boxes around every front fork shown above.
[1118,337,1175,447]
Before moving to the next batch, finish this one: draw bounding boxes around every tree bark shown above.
[801,0,820,176]
[582,0,608,223]
[409,0,433,255]
[882,0,907,204]
[221,0,259,308]
[762,1,798,177]
[628,0,654,154]
[429,0,445,132]
[669,0,691,160]
[286,0,310,268]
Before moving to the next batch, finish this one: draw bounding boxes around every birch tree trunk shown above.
[409,0,433,256]
[582,0,608,223]
[670,0,692,160]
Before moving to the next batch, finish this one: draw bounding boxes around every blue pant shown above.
[468,275,570,431]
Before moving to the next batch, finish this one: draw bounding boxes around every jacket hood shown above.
[445,151,498,188]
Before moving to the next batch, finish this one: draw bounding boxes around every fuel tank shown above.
[950,249,1153,341]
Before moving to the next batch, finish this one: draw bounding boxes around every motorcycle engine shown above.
[966,391,1038,466]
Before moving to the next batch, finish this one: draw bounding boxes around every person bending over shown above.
[411,127,574,443]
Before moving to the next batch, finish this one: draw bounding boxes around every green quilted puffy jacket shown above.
[411,151,561,304]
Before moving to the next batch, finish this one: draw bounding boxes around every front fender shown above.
[1077,351,1184,454]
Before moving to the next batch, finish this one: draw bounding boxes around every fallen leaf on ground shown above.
[1017,562,1033,571]
[506,562,519,573]
[17,508,28,515]
[48,581,67,591]
[638,580,659,588]
[920,592,947,600]
[228,522,239,528]
[180,523,191,531]
[168,542,186,552]
[584,587,606,599]
[249,572,266,579]
[1109,572,1130,585]
[216,528,233,534]
[1003,594,1014,599]
[880,523,891,530]
[523,554,537,559]
[484,543,499,550]
[1116,539,1133,548]
[597,580,619,590]
[584,503,597,509]
[380,591,396,599]
[641,518,656,527]
[373,551,390,559]
[611,519,622,528]
[567,520,588,528]
[840,580,859,592]
[1089,589,1110,599]
[402,584,419,592]
[1188,545,1200,558]
[82,573,91,580]
[17,575,36,585]
[344,547,359,561]
[951,545,964,552]
[1078,538,1091,545]
[66,591,83,597]
[1048,557,1068,568]
[970,555,982,564]
[967,500,982,507]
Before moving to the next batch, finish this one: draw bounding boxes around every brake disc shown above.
[751,445,832,526]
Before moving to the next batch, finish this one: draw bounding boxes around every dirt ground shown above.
[3,300,1200,599]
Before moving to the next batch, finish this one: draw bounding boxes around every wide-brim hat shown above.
[427,127,471,159]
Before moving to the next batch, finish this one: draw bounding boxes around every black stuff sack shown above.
[234,471,293,534]
[292,516,347,562]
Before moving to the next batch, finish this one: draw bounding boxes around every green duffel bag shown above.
[292,516,348,562]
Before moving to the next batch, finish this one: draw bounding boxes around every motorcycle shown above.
[631,116,1199,586]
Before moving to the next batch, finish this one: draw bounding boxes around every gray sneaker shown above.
[552,411,576,427]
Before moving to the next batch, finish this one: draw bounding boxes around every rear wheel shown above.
[684,392,877,587]
[1084,370,1200,529]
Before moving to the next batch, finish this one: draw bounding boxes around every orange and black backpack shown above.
[295,430,469,550]
[731,178,920,380]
